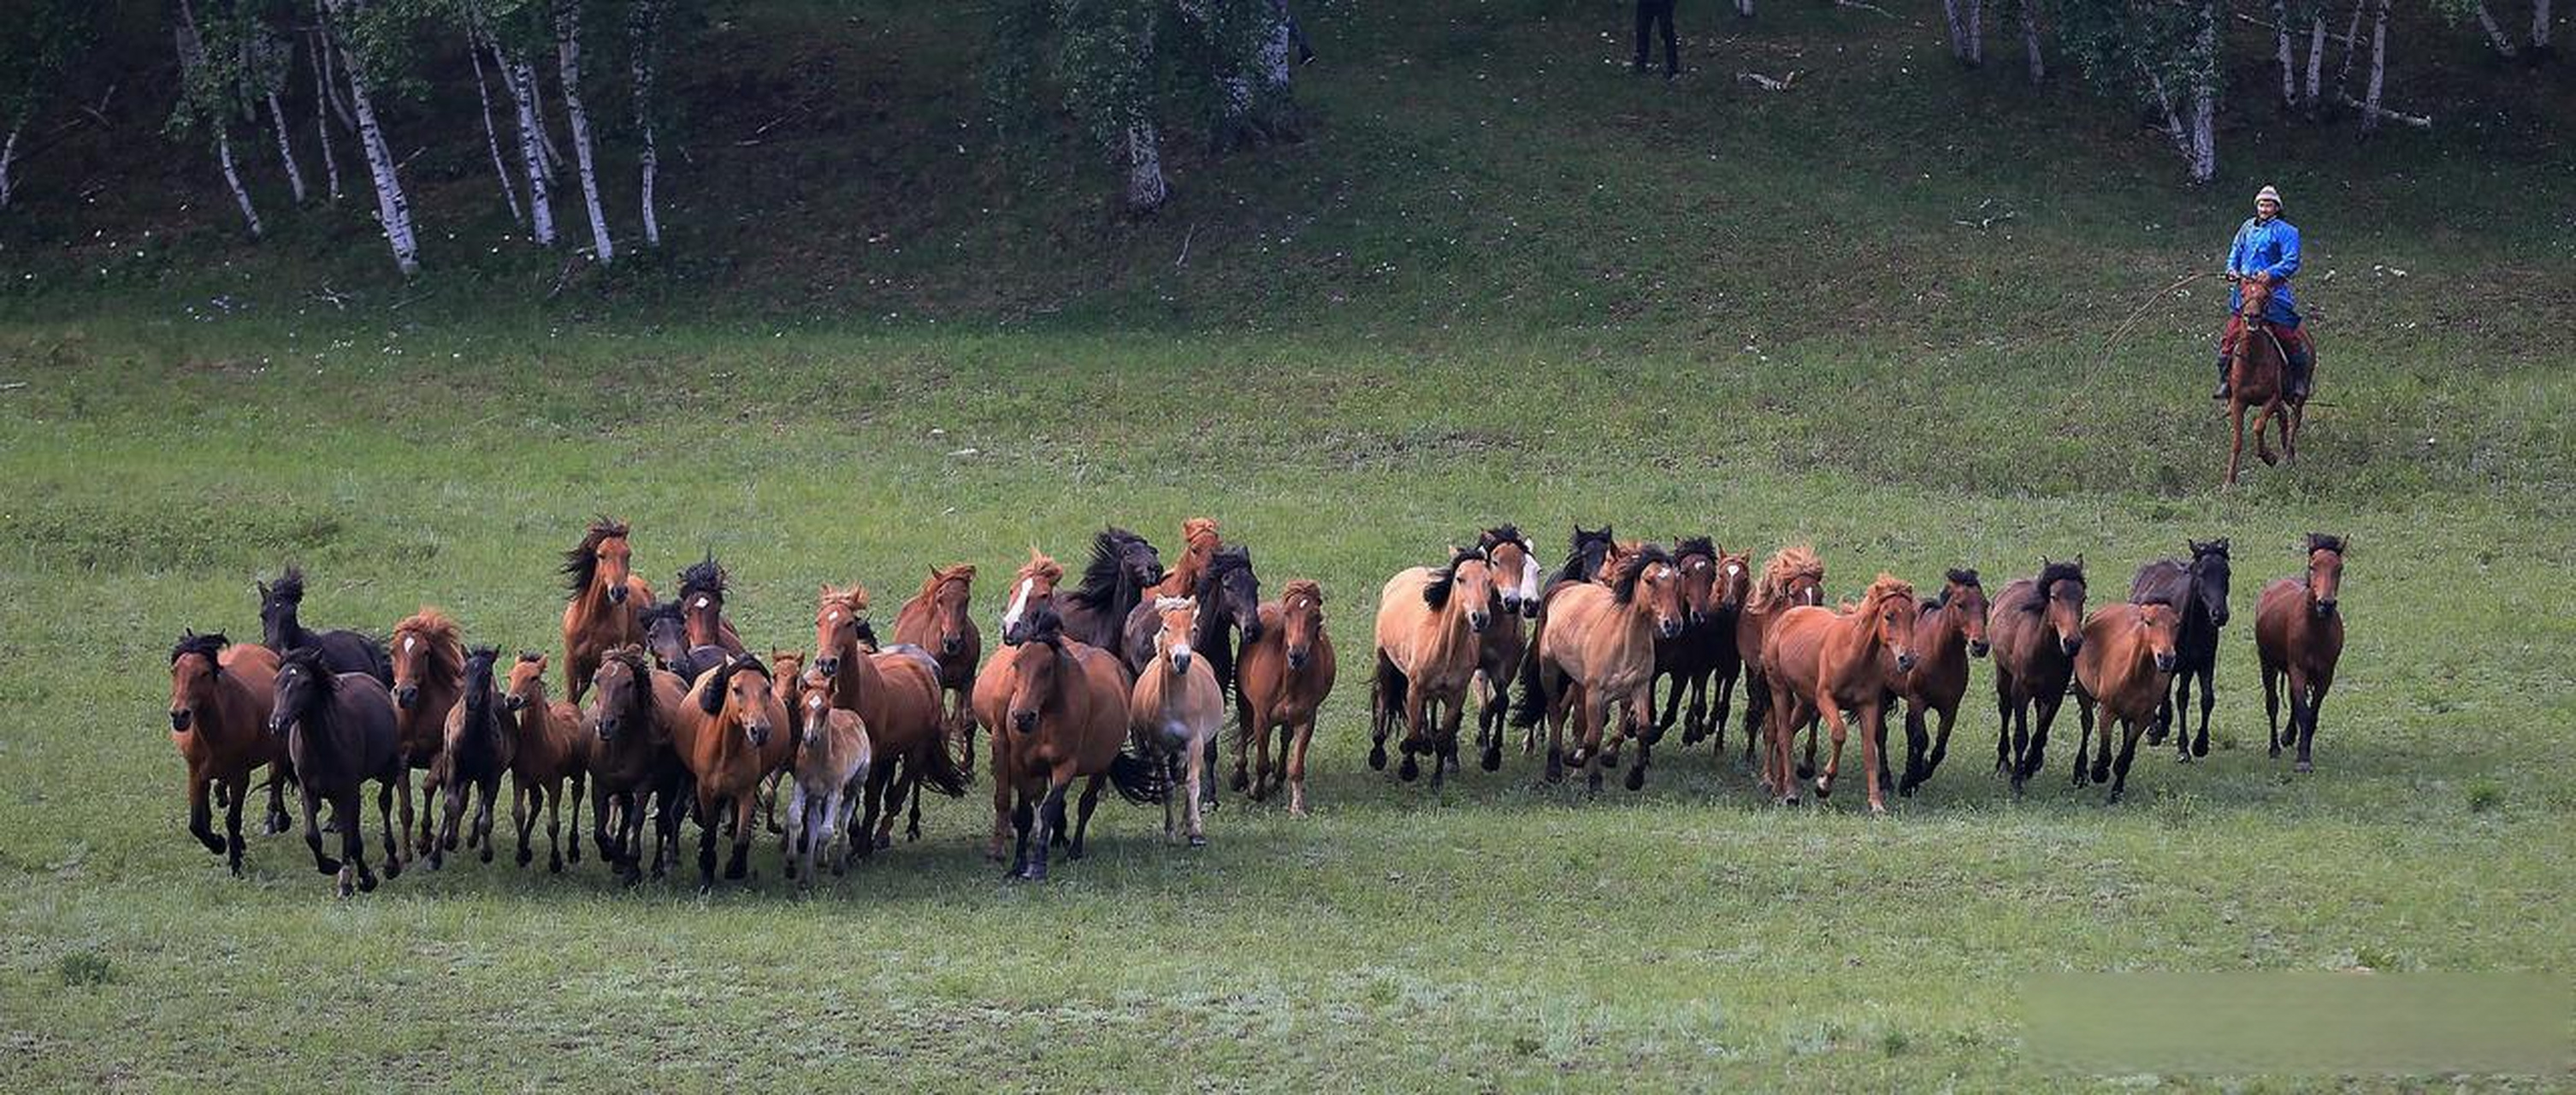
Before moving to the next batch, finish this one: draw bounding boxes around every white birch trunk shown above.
[264,92,308,204]
[2188,0,2217,181]
[324,0,420,275]
[629,0,660,247]
[176,0,263,235]
[493,40,555,246]
[2305,16,2327,104]
[525,55,562,179]
[2533,0,2553,50]
[555,2,615,263]
[2335,0,2366,92]
[1737,0,1753,17]
[2471,2,2521,56]
[468,32,523,226]
[215,130,264,236]
[1944,0,1971,62]
[2022,0,2045,81]
[2360,0,2389,134]
[2273,0,2298,105]
[1,113,24,210]
[310,27,342,201]
[1967,0,1984,64]
[1123,121,1167,213]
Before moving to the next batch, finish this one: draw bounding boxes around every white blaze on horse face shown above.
[1520,555,1543,599]
[404,635,417,654]
[1002,578,1033,631]
[694,596,710,611]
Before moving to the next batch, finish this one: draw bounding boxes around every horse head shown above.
[505,652,549,714]
[700,654,776,749]
[564,518,636,606]
[1152,596,1200,676]
[587,646,653,743]
[168,630,229,732]
[812,584,871,678]
[1479,525,1543,619]
[2303,533,2346,619]
[928,565,977,657]
[2236,273,2276,323]
[390,609,462,713]
[257,565,307,651]
[1613,545,1687,641]
[1673,537,1718,626]
[1941,568,1990,658]
[1425,546,1497,633]
[677,553,730,646]
[1000,548,1063,647]
[1007,606,1071,735]
[1279,580,1326,672]
[268,647,335,737]
[1201,546,1261,645]
[2136,603,2183,673]
[1864,575,1921,673]
[2188,538,2232,627]
[2037,557,2089,658]
[641,602,691,672]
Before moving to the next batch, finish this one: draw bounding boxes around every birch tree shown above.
[468,0,557,246]
[306,25,343,200]
[320,0,421,274]
[0,1,94,210]
[171,0,265,236]
[466,20,523,224]
[629,0,661,246]
[553,0,615,262]
[2060,0,2223,182]
[1945,0,1988,65]
[247,20,308,204]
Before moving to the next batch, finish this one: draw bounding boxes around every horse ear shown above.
[697,676,726,715]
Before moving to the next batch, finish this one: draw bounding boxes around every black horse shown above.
[1549,524,1616,589]
[258,565,391,684]
[269,647,406,896]
[1059,527,1163,651]
[640,601,729,684]
[2130,539,2231,761]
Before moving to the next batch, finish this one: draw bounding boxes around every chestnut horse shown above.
[783,671,871,884]
[996,548,1066,646]
[430,646,514,870]
[1761,575,1919,813]
[1732,547,1827,765]
[1058,527,1162,651]
[1232,578,1336,814]
[1469,524,1541,772]
[583,645,691,885]
[502,653,588,872]
[813,584,966,855]
[1988,558,2089,793]
[2068,602,2183,803]
[2259,534,2347,772]
[257,565,391,684]
[1372,545,1500,790]
[1130,597,1226,846]
[561,517,656,704]
[2130,538,2232,761]
[994,605,1161,880]
[895,563,982,764]
[269,647,406,896]
[1655,538,1750,749]
[676,654,792,892]
[168,630,289,876]
[2223,274,2307,486]
[1516,545,1690,792]
[1145,518,1223,600]
[389,609,463,856]
[675,553,748,655]
[1890,569,1991,796]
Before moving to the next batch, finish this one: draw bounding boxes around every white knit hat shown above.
[2255,185,2283,204]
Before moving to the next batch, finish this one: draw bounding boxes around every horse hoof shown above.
[480,847,493,864]
[2193,740,2210,759]
[1188,835,1208,849]
[2260,451,2278,466]
[382,858,400,879]
[1368,743,1387,771]
[873,832,891,850]
[1624,766,1646,792]
[1231,770,1250,793]
[1480,746,1502,772]
[1794,761,1815,781]
[517,849,534,867]
[1397,755,1419,782]
[2294,760,2313,774]
[548,859,563,874]
[357,872,378,893]
[2106,790,2125,806]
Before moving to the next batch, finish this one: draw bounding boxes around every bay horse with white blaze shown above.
[675,553,747,655]
[168,630,290,876]
[1761,575,1919,813]
[996,548,1066,646]
[389,608,463,856]
[1372,545,1500,790]
[269,647,406,895]
[1987,558,2088,793]
[2259,534,2347,772]
[2130,538,2231,761]
[561,518,655,704]
[1233,578,1336,814]
[2068,601,2183,803]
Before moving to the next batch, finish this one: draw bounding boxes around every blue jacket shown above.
[2225,216,2301,325]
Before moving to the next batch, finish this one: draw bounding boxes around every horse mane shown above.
[819,583,871,616]
[1674,536,1715,561]
[1017,548,1064,586]
[1281,578,1324,605]
[638,601,685,632]
[1927,567,1980,611]
[517,651,545,666]
[1748,546,1823,613]
[1422,546,1490,610]
[1611,544,1675,605]
[600,643,653,677]
[677,553,729,602]
[2029,559,2088,609]
[270,565,307,605]
[278,645,339,697]
[1862,573,1917,613]
[2306,532,2346,554]
[171,630,228,666]
[2190,538,2230,560]
[394,608,467,683]
[561,517,630,601]
[1478,524,1532,555]
[1153,595,1196,614]
[698,652,772,715]
[1020,602,1066,648]
[918,562,977,601]
[1555,524,1614,583]
[1070,527,1147,607]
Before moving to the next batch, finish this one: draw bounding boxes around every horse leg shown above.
[1811,696,1848,802]
[1368,654,1395,772]
[1185,733,1209,847]
[1657,670,1688,743]
[694,789,722,893]
[2224,400,2247,486]
[1624,691,1655,792]
[1711,666,1737,756]
[1238,704,1261,793]
[476,778,499,862]
[430,772,463,870]
[263,766,292,835]
[511,781,534,867]
[2262,663,2284,757]
[2296,672,2332,773]
[1579,691,1607,795]
[1161,752,1179,839]
[987,761,1013,863]
[861,761,893,853]
[542,781,566,873]
[298,782,336,879]
[564,772,583,864]
[337,790,374,896]
[1007,792,1035,879]
[1435,695,1468,794]
[1288,716,1315,817]
[2192,666,2215,759]
[2107,715,2148,804]
[187,768,222,855]
[2017,694,2058,794]
[1397,684,1427,783]
[2254,402,2279,466]
[1686,670,1711,746]
[904,766,925,843]
[2089,691,2116,786]
[725,794,753,880]
[1022,778,1071,881]
[1070,773,1106,859]
[222,772,251,877]
[1479,681,1508,772]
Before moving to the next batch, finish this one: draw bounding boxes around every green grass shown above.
[3,1,2573,1089]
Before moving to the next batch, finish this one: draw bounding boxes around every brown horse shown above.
[894,563,982,765]
[994,605,1161,880]
[1233,579,1336,814]
[561,517,656,704]
[269,647,406,895]
[1130,597,1227,846]
[583,644,691,885]
[388,609,463,857]
[1371,545,1500,790]
[675,553,748,655]
[430,647,515,870]
[2068,602,2183,803]
[996,548,1066,646]
[1146,518,1223,600]
[502,653,588,872]
[676,654,792,892]
[2223,275,2307,486]
[813,583,966,855]
[2259,534,2347,772]
[1732,546,1827,765]
[1468,524,1541,772]
[168,631,290,876]
[1987,558,2089,793]
[1761,575,1919,813]
[1891,568,1991,796]
[1655,538,1749,749]
[1516,545,1690,792]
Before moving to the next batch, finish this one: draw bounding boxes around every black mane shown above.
[171,630,228,665]
[1069,527,1152,607]
[677,553,729,602]
[639,601,687,632]
[2307,532,2346,554]
[2189,538,2230,561]
[1478,524,1532,555]
[1020,602,1066,647]
[1675,536,1716,561]
[698,652,772,715]
[277,646,340,703]
[1612,544,1675,605]
[2030,559,2088,609]
[270,565,307,605]
[1928,568,1980,612]
[1422,545,1490,610]
[1556,524,1615,584]
[561,517,630,601]
[1197,545,1256,596]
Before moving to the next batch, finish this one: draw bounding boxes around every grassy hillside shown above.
[2,1,2572,1089]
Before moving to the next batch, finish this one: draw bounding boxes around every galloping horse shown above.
[894,563,982,764]
[996,548,1066,646]
[783,671,871,884]
[813,584,965,855]
[1549,524,1617,588]
[1058,527,1162,651]
[1890,569,1990,796]
[1653,537,1746,748]
[2130,539,2231,761]
[2068,602,2183,803]
[2222,274,2307,486]
[641,601,728,684]
[168,630,289,876]
[675,553,747,655]
[561,518,655,703]
[1469,524,1541,772]
[1130,597,1226,846]
[1371,545,1500,790]
[388,609,464,856]
[583,644,691,885]
[1232,579,1335,814]
[269,647,406,895]
[1733,547,1826,765]
[1760,575,1919,813]
[2258,534,2347,772]
[676,654,792,892]
[502,652,588,872]
[430,647,514,870]
[1516,545,1690,792]
[1988,558,2089,792]
[994,605,1161,880]
[258,566,389,683]
[1145,518,1223,601]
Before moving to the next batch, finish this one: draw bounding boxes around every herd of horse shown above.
[163,517,2349,895]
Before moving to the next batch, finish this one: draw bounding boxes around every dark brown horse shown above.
[168,631,290,875]
[2223,274,2307,486]
[1468,524,1540,772]
[388,609,463,857]
[1655,538,1749,749]
[2258,534,2347,772]
[430,646,514,870]
[1987,558,2089,793]
[1058,527,1162,651]
[1232,579,1336,814]
[1890,568,1990,796]
[257,565,390,684]
[269,647,406,896]
[2068,602,2183,803]
[582,644,691,885]
[561,518,656,704]
[894,563,982,765]
[2131,538,2231,762]
[502,652,588,872]
[993,605,1161,880]
[676,553,748,655]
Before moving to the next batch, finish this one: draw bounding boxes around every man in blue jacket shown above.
[2216,185,2313,400]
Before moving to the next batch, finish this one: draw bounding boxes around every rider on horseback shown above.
[2216,184,2313,400]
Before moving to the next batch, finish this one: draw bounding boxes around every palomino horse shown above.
[168,630,289,875]
[641,601,728,684]
[1988,558,2089,792]
[783,671,871,884]
[1131,597,1226,846]
[1233,578,1336,814]
[1372,545,1500,790]
[994,605,1161,880]
[996,548,1066,646]
[388,609,463,856]
[1889,568,1991,796]
[1654,538,1748,749]
[675,553,748,655]
[257,565,391,684]
[813,584,966,855]
[1516,545,1690,792]
[502,653,588,872]
[2258,534,2347,772]
[1733,547,1827,765]
[2130,538,2231,761]
[1469,524,1541,772]
[583,644,691,885]
[1761,575,1920,813]
[676,654,792,892]
[560,518,655,704]
[2068,602,2183,803]
[1058,527,1163,651]
[2223,274,2307,486]
[895,564,982,765]
[269,647,406,895]
[430,647,514,870]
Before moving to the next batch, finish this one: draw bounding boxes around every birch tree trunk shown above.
[629,0,660,247]
[2334,0,2366,92]
[176,0,263,236]
[1123,121,1167,213]
[555,1,615,263]
[1,112,24,210]
[1737,0,1753,17]
[2472,2,2521,56]
[2360,0,2389,134]
[468,32,523,226]
[2304,16,2327,104]
[493,39,555,246]
[1967,0,1984,64]
[323,0,420,275]
[215,130,264,236]
[265,92,309,204]
[2189,0,2217,181]
[2022,0,2046,82]
[2534,0,2553,51]
[2273,0,2299,105]
[309,27,342,201]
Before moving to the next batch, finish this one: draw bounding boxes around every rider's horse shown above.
[2223,275,2307,487]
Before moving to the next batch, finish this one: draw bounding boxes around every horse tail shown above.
[364,635,393,686]
[1108,747,1166,805]
[1374,656,1407,724]
[1510,616,1551,729]
[912,731,972,798]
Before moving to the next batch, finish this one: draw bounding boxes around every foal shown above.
[2258,534,2347,772]
[168,631,289,876]
[431,647,515,869]
[269,647,406,896]
[2069,602,2183,803]
[1131,597,1226,846]
[1233,579,1336,814]
[502,653,589,872]
[785,675,872,885]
